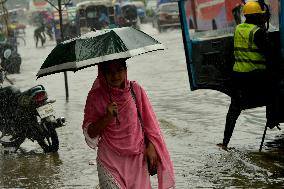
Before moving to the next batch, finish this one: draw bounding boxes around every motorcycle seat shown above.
[21,85,45,96]
[0,85,20,97]
[0,86,21,107]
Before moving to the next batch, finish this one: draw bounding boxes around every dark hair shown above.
[99,59,127,74]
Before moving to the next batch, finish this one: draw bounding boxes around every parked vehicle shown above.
[75,0,115,34]
[146,0,157,17]
[114,1,139,28]
[0,10,22,73]
[0,46,65,153]
[64,6,78,39]
[131,1,146,23]
[53,8,69,42]
[0,42,21,74]
[7,8,27,35]
[152,2,180,32]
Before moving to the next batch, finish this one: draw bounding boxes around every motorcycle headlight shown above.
[4,49,11,59]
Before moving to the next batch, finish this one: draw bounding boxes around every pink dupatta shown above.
[82,66,175,189]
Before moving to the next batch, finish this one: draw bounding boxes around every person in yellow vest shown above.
[218,1,279,149]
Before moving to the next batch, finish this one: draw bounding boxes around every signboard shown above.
[29,0,52,11]
[32,0,48,6]
[185,0,242,31]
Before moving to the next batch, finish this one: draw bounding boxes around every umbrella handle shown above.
[104,74,113,102]
[104,74,120,125]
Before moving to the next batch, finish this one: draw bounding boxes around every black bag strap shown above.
[130,81,150,147]
[130,82,157,176]
[130,81,144,129]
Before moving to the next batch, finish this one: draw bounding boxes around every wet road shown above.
[0,24,284,188]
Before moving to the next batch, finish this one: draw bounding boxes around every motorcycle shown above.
[0,47,65,153]
[115,2,139,28]
[0,42,21,74]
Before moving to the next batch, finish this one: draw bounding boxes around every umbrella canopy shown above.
[36,27,165,78]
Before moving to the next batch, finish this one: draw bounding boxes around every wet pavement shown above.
[0,24,284,188]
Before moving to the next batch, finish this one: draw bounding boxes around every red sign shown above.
[32,0,48,7]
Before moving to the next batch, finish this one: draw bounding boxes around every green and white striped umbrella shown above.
[36,27,165,78]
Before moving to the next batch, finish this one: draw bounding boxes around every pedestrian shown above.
[34,22,46,48]
[82,59,175,188]
[45,16,54,41]
[218,1,279,149]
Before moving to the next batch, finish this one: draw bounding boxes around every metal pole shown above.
[178,0,196,90]
[280,0,284,61]
[259,124,268,152]
[57,0,69,100]
[259,0,284,152]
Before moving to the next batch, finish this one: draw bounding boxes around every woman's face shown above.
[104,63,126,89]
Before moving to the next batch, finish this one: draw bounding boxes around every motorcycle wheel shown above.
[0,116,26,150]
[9,54,21,74]
[37,122,59,153]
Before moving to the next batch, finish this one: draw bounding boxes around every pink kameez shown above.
[82,68,175,189]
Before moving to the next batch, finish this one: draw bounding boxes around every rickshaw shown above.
[114,1,138,28]
[7,8,27,35]
[131,1,146,23]
[52,5,78,42]
[65,6,77,38]
[53,8,69,42]
[75,0,115,34]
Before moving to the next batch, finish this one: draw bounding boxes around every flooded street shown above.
[1,24,284,188]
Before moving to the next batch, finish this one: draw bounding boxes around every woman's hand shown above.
[106,102,118,118]
[87,102,118,138]
[146,142,158,171]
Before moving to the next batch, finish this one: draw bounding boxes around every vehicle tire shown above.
[12,55,21,73]
[15,63,21,73]
[5,54,21,74]
[37,123,59,153]
[0,114,26,149]
[8,63,20,74]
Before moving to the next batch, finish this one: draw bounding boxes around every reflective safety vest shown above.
[233,23,266,72]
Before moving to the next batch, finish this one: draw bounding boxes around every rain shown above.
[0,0,284,188]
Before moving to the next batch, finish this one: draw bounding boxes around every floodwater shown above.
[0,24,284,189]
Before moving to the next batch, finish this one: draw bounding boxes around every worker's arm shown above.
[254,28,268,55]
[254,28,280,80]
[254,29,275,69]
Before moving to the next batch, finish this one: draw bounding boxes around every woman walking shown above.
[82,58,175,189]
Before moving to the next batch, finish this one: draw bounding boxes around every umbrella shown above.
[36,27,165,78]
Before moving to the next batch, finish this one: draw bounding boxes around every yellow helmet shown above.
[243,1,265,15]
